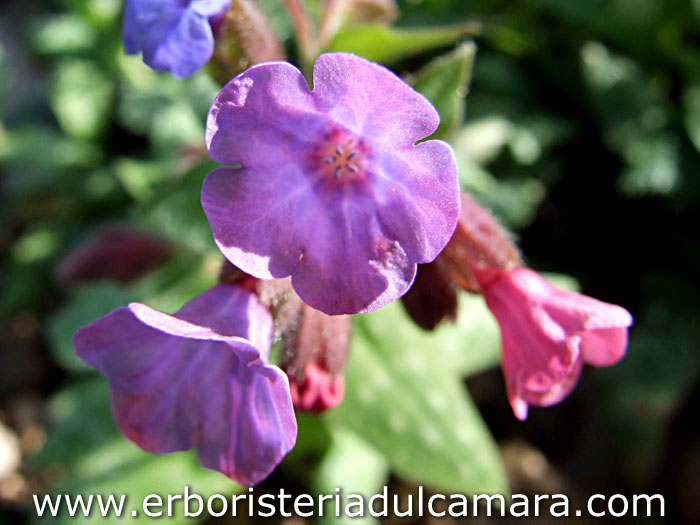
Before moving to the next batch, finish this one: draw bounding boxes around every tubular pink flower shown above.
[472,265,633,420]
[201,52,460,315]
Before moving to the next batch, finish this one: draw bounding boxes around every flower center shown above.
[310,128,368,183]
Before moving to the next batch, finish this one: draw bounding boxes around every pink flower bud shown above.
[280,299,351,413]
[472,265,633,420]
[288,360,345,414]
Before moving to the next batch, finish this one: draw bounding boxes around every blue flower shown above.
[123,0,231,78]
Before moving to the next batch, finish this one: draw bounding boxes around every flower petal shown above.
[203,53,460,314]
[122,0,219,78]
[145,7,215,78]
[373,139,460,262]
[191,0,231,18]
[497,298,582,419]
[206,62,323,167]
[290,187,416,314]
[202,167,416,314]
[578,326,628,367]
[201,166,309,280]
[312,53,440,146]
[74,285,296,485]
[123,0,183,54]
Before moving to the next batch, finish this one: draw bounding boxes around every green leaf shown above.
[31,15,97,55]
[51,59,113,140]
[618,134,680,196]
[453,119,547,228]
[32,378,119,467]
[150,102,204,153]
[114,158,171,201]
[325,298,507,495]
[326,23,479,64]
[683,82,700,155]
[354,294,502,378]
[0,126,101,180]
[313,429,389,525]
[411,42,477,140]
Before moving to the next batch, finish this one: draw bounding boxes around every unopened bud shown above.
[401,259,457,331]
[57,227,172,285]
[280,302,351,413]
[211,0,285,84]
[440,192,522,292]
[289,360,345,414]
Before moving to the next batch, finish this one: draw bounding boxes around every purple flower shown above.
[202,53,460,315]
[74,284,297,485]
[123,0,231,78]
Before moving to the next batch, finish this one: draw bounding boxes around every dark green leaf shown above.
[326,23,479,64]
[411,42,476,140]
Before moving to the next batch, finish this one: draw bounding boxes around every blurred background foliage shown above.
[0,0,699,523]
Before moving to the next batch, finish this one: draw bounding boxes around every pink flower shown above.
[472,265,633,420]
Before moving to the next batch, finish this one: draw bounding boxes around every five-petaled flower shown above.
[202,52,460,315]
[471,265,633,421]
[74,284,297,485]
[123,0,231,78]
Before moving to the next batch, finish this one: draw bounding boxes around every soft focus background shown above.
[1,0,699,523]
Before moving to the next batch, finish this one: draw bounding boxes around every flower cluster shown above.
[76,51,459,484]
[76,9,633,484]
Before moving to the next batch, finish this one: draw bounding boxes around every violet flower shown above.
[202,52,460,315]
[123,0,231,78]
[74,284,296,485]
[472,265,633,421]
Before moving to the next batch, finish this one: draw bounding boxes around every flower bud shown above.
[210,0,285,84]
[57,226,172,285]
[280,298,351,413]
[401,259,457,331]
[440,192,522,292]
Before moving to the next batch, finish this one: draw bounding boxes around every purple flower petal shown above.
[373,140,460,262]
[123,0,230,78]
[74,284,296,485]
[206,62,323,168]
[311,53,441,146]
[202,53,460,314]
[202,167,416,314]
